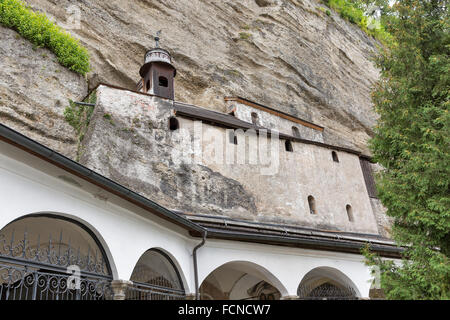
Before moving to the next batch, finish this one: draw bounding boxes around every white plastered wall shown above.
[0,140,375,298]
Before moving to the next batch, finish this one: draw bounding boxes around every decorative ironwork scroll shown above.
[0,262,112,300]
[0,230,110,276]
[0,216,113,300]
[298,282,357,300]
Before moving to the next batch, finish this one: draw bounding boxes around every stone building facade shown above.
[0,46,397,300]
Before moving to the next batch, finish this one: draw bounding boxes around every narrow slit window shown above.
[251,112,259,125]
[332,151,339,162]
[169,117,179,131]
[159,76,168,87]
[292,126,300,138]
[285,140,293,152]
[346,204,354,222]
[229,130,238,145]
[308,196,317,215]
[146,79,150,92]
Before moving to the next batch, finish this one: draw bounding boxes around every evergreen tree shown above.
[364,0,450,299]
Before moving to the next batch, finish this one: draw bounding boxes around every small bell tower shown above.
[138,31,176,100]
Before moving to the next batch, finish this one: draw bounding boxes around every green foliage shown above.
[64,91,96,138]
[322,0,392,45]
[239,32,251,40]
[365,0,450,300]
[0,0,90,75]
[318,7,331,16]
[103,113,115,126]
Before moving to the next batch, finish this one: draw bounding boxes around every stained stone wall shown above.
[80,85,380,234]
[228,100,325,142]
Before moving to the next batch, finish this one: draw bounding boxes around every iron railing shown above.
[0,227,113,300]
[0,262,112,300]
[0,231,110,276]
[126,281,185,300]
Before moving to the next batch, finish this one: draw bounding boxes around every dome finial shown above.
[154,30,161,48]
[138,30,176,99]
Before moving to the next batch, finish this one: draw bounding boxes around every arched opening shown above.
[229,130,238,145]
[308,195,317,215]
[199,261,286,300]
[332,151,339,162]
[169,117,179,131]
[297,267,359,300]
[127,249,185,300]
[251,112,259,125]
[285,140,293,152]
[346,204,354,222]
[0,214,113,300]
[292,126,300,138]
[159,76,168,87]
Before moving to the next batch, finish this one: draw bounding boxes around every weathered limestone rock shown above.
[80,86,380,234]
[80,87,257,218]
[23,0,380,154]
[0,26,87,159]
[368,163,392,237]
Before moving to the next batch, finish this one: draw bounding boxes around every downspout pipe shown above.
[73,101,96,106]
[193,230,207,300]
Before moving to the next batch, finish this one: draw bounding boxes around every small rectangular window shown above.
[159,76,168,87]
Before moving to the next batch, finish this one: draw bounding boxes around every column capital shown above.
[111,280,133,300]
[185,293,196,300]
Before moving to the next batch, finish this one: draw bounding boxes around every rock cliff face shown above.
[2,0,380,156]
[0,26,87,159]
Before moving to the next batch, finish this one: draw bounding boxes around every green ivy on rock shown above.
[0,0,90,75]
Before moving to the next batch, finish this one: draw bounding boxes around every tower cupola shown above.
[138,31,176,100]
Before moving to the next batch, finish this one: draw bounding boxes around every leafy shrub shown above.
[0,0,90,75]
[64,91,96,138]
[322,0,392,45]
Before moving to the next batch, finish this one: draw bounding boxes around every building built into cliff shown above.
[0,44,399,300]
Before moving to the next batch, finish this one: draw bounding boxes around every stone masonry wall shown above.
[81,86,380,234]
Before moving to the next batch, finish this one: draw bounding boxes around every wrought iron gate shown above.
[0,216,113,300]
[126,280,186,300]
[126,249,186,300]
[0,263,112,300]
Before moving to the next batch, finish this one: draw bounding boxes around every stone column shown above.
[111,280,132,300]
[281,295,299,300]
